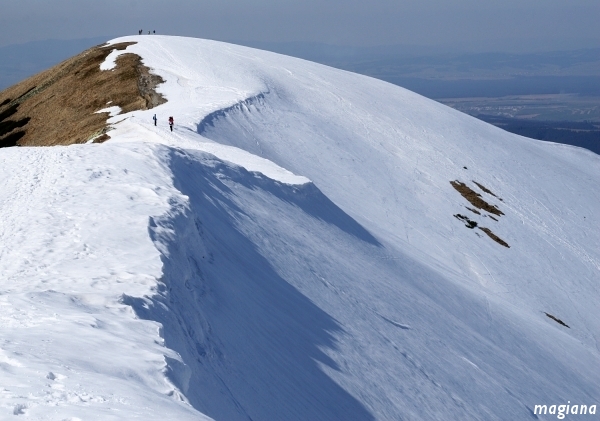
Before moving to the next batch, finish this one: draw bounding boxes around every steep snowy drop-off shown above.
[0,35,599,420]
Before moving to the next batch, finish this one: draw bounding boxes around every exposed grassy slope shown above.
[0,42,165,147]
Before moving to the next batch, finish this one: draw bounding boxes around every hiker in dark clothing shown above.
[139,29,142,35]
[168,116,174,132]
[153,114,157,126]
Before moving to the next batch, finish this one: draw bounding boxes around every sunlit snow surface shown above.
[1,35,599,420]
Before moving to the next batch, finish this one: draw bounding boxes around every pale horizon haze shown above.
[0,0,598,52]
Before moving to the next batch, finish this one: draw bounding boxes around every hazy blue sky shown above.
[1,0,598,52]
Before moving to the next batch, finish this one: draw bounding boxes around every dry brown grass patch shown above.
[473,181,495,196]
[478,227,510,248]
[94,134,111,143]
[0,41,166,147]
[450,180,504,216]
[451,179,510,248]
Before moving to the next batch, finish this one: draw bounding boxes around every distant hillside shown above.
[237,42,600,97]
[477,116,600,155]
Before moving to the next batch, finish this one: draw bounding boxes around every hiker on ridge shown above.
[153,114,157,126]
[168,116,174,132]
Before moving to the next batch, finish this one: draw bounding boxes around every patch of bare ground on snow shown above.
[450,180,504,216]
[451,179,510,248]
[479,227,510,248]
[544,312,570,328]
[0,41,166,147]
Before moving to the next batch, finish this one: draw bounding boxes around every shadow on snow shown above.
[124,148,376,421]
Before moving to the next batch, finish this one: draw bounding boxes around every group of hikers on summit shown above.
[153,114,174,131]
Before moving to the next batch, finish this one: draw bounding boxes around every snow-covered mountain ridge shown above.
[0,35,598,420]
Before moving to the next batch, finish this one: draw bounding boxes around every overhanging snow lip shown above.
[131,148,377,420]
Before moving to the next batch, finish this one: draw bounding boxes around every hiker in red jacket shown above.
[168,116,174,132]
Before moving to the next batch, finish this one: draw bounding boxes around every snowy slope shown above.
[1,35,599,420]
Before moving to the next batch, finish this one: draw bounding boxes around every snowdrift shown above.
[0,35,599,420]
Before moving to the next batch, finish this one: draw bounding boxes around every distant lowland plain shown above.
[1,37,599,154]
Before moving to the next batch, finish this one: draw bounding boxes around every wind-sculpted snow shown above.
[0,143,209,420]
[125,149,377,420]
[125,148,599,421]
[197,91,269,135]
[1,35,599,420]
